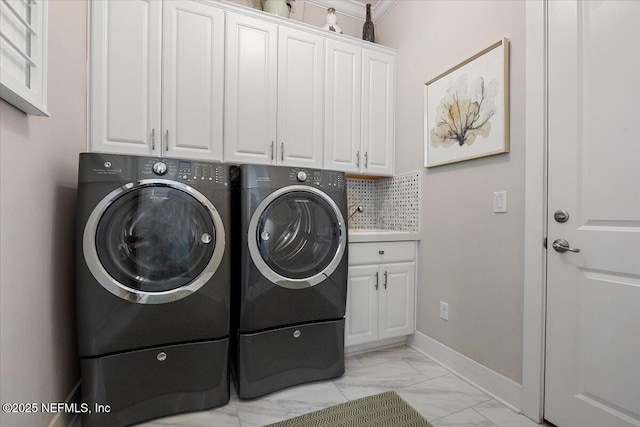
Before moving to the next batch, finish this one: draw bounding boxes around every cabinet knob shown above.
[379,250,384,255]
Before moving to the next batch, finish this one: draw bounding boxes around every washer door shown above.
[248,185,345,289]
[83,180,225,304]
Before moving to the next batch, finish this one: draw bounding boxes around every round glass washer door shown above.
[83,179,225,304]
[248,185,346,289]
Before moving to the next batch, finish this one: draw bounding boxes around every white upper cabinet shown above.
[324,40,395,176]
[91,0,162,156]
[362,49,395,176]
[224,16,324,168]
[162,1,225,160]
[324,39,362,174]
[277,26,324,168]
[90,0,395,172]
[91,0,224,160]
[224,12,278,164]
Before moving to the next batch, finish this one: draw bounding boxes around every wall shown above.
[377,1,526,382]
[0,1,88,425]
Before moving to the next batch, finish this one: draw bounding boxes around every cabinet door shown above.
[324,39,361,173]
[362,49,395,176]
[91,0,162,155]
[224,12,277,164]
[277,26,324,168]
[345,265,379,347]
[162,1,224,161]
[379,262,415,340]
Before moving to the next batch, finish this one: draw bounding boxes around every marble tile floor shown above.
[125,345,542,427]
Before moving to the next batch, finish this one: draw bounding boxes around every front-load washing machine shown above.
[231,164,348,398]
[76,153,230,426]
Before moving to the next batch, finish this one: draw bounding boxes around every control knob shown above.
[152,162,168,175]
[296,171,307,182]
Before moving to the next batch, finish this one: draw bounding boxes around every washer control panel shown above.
[288,168,344,190]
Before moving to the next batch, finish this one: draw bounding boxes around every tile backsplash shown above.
[346,171,421,232]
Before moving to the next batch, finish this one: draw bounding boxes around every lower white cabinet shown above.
[345,242,416,347]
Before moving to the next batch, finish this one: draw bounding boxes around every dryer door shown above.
[83,180,225,304]
[248,185,346,289]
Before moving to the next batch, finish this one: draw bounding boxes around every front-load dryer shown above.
[76,153,230,426]
[231,164,348,398]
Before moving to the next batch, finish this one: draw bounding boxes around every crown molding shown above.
[305,0,398,24]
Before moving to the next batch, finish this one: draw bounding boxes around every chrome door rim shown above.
[83,179,225,304]
[248,185,345,289]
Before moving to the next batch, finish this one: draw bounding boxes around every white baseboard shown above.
[47,381,81,427]
[408,331,523,412]
[345,336,407,356]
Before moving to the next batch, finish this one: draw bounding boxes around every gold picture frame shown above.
[424,38,510,167]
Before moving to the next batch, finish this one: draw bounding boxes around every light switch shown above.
[493,191,507,213]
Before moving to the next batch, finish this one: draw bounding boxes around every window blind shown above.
[0,0,49,116]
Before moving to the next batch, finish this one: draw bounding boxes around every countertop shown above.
[348,229,420,243]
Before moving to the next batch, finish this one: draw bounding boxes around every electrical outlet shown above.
[439,301,449,321]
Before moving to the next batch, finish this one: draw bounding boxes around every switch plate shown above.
[439,301,449,321]
[493,191,507,213]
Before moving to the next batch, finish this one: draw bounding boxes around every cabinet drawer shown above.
[348,242,415,265]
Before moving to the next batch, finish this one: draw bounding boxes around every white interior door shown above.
[545,2,640,427]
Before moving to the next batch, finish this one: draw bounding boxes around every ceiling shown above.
[305,0,398,23]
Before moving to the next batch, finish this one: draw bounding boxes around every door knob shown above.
[552,238,581,253]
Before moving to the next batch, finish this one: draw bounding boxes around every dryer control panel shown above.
[236,164,346,190]
[288,168,345,191]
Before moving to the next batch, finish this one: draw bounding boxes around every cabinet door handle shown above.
[383,271,388,289]
[379,250,384,255]
[281,142,284,161]
[364,152,368,168]
[375,272,379,290]
[356,151,360,167]
[271,141,274,160]
[165,130,169,151]
[151,128,155,150]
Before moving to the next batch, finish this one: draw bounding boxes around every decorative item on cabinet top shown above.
[262,0,295,18]
[323,7,343,34]
[362,3,375,42]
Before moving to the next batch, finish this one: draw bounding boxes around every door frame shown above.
[522,0,548,422]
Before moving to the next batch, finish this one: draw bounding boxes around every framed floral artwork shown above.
[424,38,509,167]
